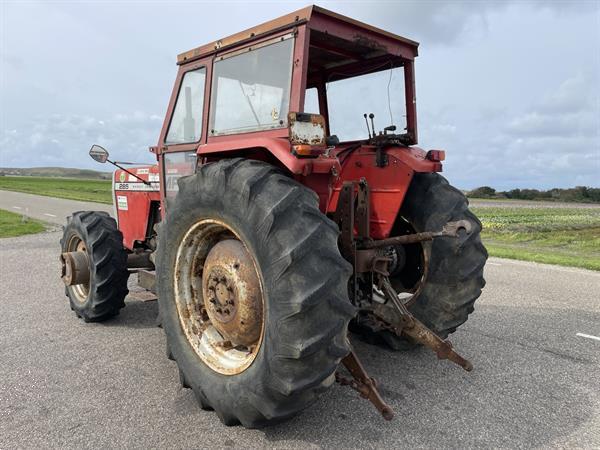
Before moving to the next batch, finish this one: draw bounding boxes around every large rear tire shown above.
[156,159,354,428]
[60,211,129,322]
[355,173,487,348]
[394,173,487,337]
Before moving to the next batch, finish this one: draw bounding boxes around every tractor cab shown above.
[165,5,419,154]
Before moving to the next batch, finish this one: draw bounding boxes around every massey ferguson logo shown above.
[119,172,126,182]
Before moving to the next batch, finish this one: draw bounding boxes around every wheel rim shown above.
[174,219,265,375]
[67,235,90,302]
[388,217,428,306]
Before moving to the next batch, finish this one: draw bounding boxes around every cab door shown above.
[156,59,211,212]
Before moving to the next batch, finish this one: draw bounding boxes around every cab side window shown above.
[166,68,206,144]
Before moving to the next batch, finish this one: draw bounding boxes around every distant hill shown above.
[0,167,112,180]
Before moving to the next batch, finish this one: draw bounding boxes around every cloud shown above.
[506,71,598,147]
[341,0,599,46]
[0,1,598,190]
[0,112,159,169]
[434,71,599,190]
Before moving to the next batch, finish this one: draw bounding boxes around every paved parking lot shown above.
[1,231,599,449]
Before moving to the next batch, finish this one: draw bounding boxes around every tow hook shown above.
[335,349,394,421]
[361,219,473,249]
[376,276,473,372]
[338,219,474,420]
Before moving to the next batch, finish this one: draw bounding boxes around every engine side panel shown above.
[113,166,161,249]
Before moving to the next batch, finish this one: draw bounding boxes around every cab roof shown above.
[177,5,419,65]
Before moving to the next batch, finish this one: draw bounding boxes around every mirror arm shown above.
[107,159,151,186]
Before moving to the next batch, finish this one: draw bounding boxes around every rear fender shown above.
[198,137,340,211]
[198,137,339,175]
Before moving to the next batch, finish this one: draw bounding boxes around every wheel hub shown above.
[64,237,90,302]
[202,239,262,347]
[205,270,238,323]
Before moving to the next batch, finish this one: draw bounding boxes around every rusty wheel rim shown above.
[174,219,265,375]
[387,218,429,307]
[67,235,90,302]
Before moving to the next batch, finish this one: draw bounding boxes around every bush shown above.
[468,186,496,198]
[467,186,600,203]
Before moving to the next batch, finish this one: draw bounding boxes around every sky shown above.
[1,0,599,190]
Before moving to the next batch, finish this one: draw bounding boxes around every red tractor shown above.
[60,5,487,427]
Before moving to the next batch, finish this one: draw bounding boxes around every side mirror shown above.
[89,145,109,163]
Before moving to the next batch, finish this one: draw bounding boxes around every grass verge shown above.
[0,209,46,238]
[0,176,112,204]
[1,176,597,270]
[472,206,600,271]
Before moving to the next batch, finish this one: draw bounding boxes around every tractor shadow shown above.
[258,303,598,448]
[101,278,159,329]
[101,298,159,329]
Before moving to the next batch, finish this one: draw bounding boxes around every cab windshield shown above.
[209,36,294,136]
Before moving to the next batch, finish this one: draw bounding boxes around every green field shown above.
[0,176,598,270]
[471,205,600,271]
[0,176,112,204]
[0,209,46,238]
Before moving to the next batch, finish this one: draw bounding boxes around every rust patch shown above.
[202,239,263,347]
[288,112,326,145]
[336,349,394,420]
[352,34,387,52]
[60,250,90,286]
[173,218,265,375]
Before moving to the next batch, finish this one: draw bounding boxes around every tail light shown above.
[426,150,445,162]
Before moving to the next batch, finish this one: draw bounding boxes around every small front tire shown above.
[60,211,129,322]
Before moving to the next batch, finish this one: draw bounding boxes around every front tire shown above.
[156,159,354,428]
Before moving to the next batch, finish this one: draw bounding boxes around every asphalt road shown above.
[0,190,113,225]
[1,228,599,449]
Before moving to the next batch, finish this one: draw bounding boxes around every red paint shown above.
[328,145,440,239]
[112,7,444,247]
[114,165,160,249]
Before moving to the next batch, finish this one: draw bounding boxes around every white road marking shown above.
[487,262,502,266]
[576,333,600,342]
[43,213,57,218]
[12,206,22,210]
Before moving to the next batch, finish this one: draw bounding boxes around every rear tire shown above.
[395,173,487,338]
[156,159,354,428]
[354,173,487,348]
[60,211,129,322]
